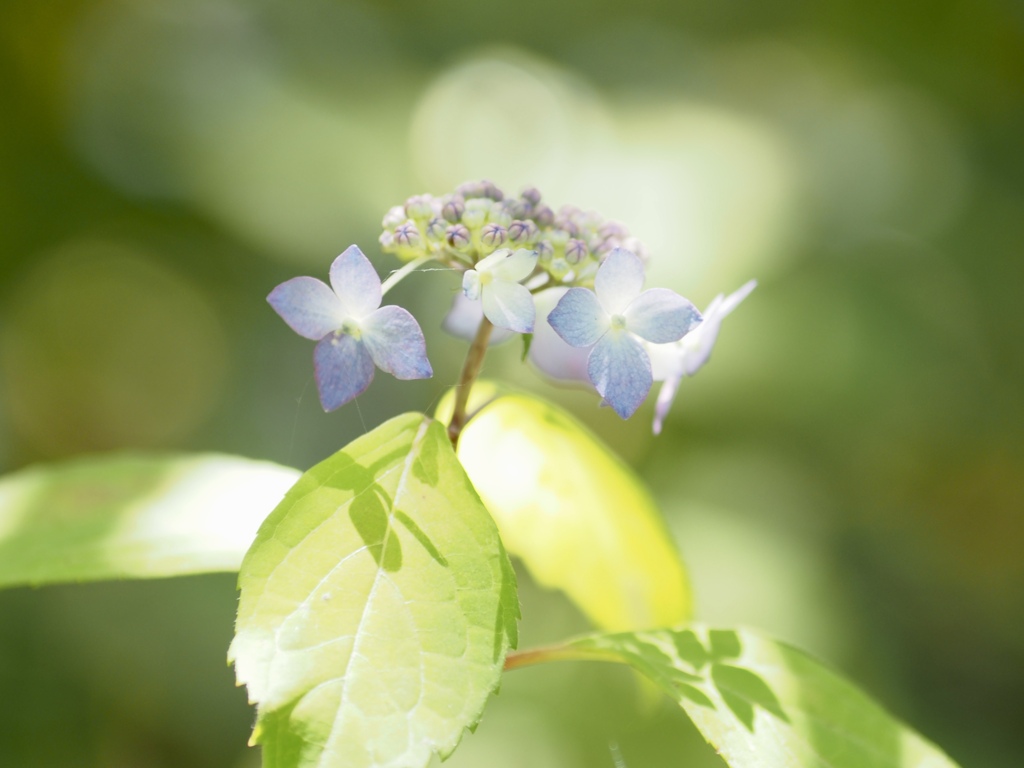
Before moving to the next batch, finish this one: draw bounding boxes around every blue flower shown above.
[462,248,539,333]
[547,248,702,419]
[648,279,756,434]
[267,244,433,411]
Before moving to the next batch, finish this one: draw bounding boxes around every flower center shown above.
[340,318,362,340]
[478,270,494,286]
[610,314,627,330]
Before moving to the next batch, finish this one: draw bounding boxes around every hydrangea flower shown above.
[441,287,591,381]
[547,248,702,419]
[267,244,432,411]
[462,248,539,333]
[648,279,757,434]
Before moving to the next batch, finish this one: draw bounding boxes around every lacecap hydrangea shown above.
[269,180,754,432]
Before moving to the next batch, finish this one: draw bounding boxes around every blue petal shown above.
[481,280,536,333]
[313,333,375,411]
[267,276,344,340]
[528,288,592,383]
[547,287,608,348]
[587,330,652,419]
[329,245,382,319]
[594,248,645,315]
[360,305,433,380]
[624,288,702,343]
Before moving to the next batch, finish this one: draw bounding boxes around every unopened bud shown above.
[379,230,396,250]
[404,194,434,219]
[382,205,406,229]
[599,220,628,240]
[521,186,542,206]
[535,240,554,263]
[508,219,537,243]
[481,180,504,201]
[533,205,555,228]
[462,199,489,229]
[394,220,422,248]
[565,238,588,265]
[425,216,448,241]
[480,223,508,249]
[547,257,571,280]
[445,224,471,250]
[442,196,465,223]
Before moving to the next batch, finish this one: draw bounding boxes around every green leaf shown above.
[567,626,961,768]
[230,413,518,768]
[447,391,691,631]
[0,453,301,588]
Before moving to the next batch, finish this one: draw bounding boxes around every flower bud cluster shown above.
[378,180,647,288]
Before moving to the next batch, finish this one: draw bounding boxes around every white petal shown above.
[594,248,645,315]
[681,320,723,376]
[719,279,757,317]
[624,288,702,343]
[481,280,536,333]
[647,340,683,382]
[462,269,482,301]
[313,333,375,411]
[547,287,608,348]
[442,293,515,345]
[587,330,652,419]
[490,248,538,283]
[267,277,344,340]
[361,306,433,380]
[652,374,682,435]
[329,244,382,319]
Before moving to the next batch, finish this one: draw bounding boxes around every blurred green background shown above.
[1,0,1022,766]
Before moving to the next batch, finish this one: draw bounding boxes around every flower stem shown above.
[503,642,622,672]
[447,317,493,447]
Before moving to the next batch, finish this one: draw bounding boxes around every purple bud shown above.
[457,180,488,199]
[599,220,629,240]
[379,230,396,250]
[445,224,471,250]
[565,238,588,265]
[521,186,542,206]
[394,220,421,248]
[480,223,508,248]
[481,180,504,201]
[508,219,537,243]
[533,205,555,228]
[442,196,465,223]
[554,215,580,237]
[535,240,554,263]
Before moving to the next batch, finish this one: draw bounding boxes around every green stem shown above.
[447,317,494,447]
[380,256,431,296]
[503,642,623,672]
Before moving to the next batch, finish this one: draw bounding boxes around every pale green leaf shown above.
[0,453,300,588]
[230,413,518,768]
[443,389,691,631]
[568,625,961,768]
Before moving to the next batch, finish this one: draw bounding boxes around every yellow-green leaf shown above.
[0,453,300,588]
[452,392,691,631]
[568,625,961,768]
[230,413,518,768]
